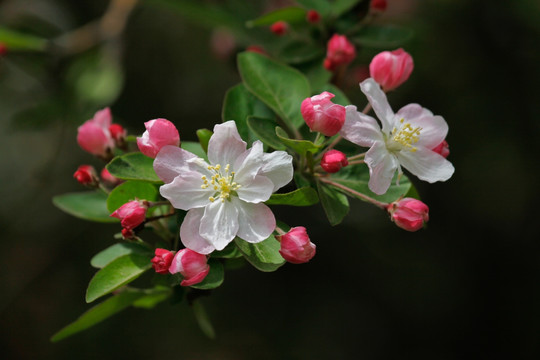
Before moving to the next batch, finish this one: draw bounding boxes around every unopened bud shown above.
[276,227,316,264]
[246,45,267,55]
[324,34,356,72]
[169,249,210,286]
[100,168,122,187]
[73,165,98,186]
[121,228,134,239]
[110,200,148,230]
[321,150,348,173]
[301,91,346,136]
[370,0,387,12]
[151,248,175,274]
[432,140,450,158]
[0,43,7,56]
[306,10,321,24]
[369,48,414,91]
[109,123,126,144]
[387,198,429,232]
[77,108,115,158]
[270,21,288,36]
[137,118,180,158]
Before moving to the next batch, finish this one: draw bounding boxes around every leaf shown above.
[315,83,351,106]
[332,0,362,17]
[352,24,414,48]
[51,290,145,342]
[90,243,152,269]
[316,181,349,225]
[0,26,47,51]
[182,141,207,160]
[266,187,319,206]
[132,287,172,309]
[295,0,332,16]
[106,153,161,183]
[297,59,332,91]
[192,300,216,339]
[53,191,118,223]
[86,254,152,303]
[238,52,310,130]
[247,7,306,27]
[196,129,212,153]
[212,243,243,259]
[275,126,322,156]
[247,117,286,150]
[190,259,225,290]
[234,236,285,272]
[279,41,325,64]
[106,181,158,213]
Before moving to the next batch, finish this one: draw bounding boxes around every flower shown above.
[77,108,115,158]
[432,140,450,158]
[168,249,210,286]
[151,249,175,274]
[387,198,429,231]
[320,150,348,173]
[323,34,356,71]
[137,118,180,158]
[154,121,293,254]
[270,21,288,36]
[110,200,148,230]
[301,91,346,136]
[276,227,316,264]
[73,165,98,186]
[306,10,321,23]
[108,123,126,145]
[340,78,454,195]
[369,48,414,91]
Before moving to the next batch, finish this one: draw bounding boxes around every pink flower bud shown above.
[77,108,115,158]
[270,21,288,36]
[151,248,175,274]
[137,118,180,158]
[100,167,121,186]
[370,0,387,12]
[73,165,98,186]
[169,249,210,286]
[369,48,414,91]
[306,10,321,24]
[320,150,348,173]
[110,200,148,230]
[301,91,346,136]
[210,28,236,60]
[324,34,356,71]
[432,140,450,158]
[387,198,429,232]
[109,123,126,143]
[0,43,7,56]
[276,227,316,264]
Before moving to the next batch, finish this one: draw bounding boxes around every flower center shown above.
[201,164,241,203]
[387,119,422,152]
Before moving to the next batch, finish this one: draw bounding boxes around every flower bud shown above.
[77,108,115,158]
[110,200,148,230]
[370,0,387,12]
[276,227,316,264]
[301,91,346,136]
[100,167,121,187]
[121,228,134,239]
[387,198,429,232]
[432,140,450,158]
[137,118,180,158]
[246,45,267,55]
[73,165,98,186]
[270,21,288,36]
[109,123,126,144]
[324,34,356,71]
[151,248,175,274]
[369,48,414,91]
[306,10,321,24]
[169,249,210,286]
[0,43,7,56]
[320,150,348,173]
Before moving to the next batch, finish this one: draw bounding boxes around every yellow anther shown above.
[389,122,422,152]
[209,196,215,202]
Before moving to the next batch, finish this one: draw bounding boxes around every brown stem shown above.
[318,177,388,209]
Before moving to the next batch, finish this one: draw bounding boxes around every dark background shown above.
[1,0,539,359]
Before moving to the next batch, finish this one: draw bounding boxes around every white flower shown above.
[153,121,293,254]
[340,78,455,195]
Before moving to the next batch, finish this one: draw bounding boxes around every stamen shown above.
[203,163,241,203]
[389,120,422,152]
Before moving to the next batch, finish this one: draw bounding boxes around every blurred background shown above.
[1,0,539,359]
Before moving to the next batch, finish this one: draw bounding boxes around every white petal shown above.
[153,145,198,184]
[237,174,274,203]
[365,142,399,195]
[397,147,455,183]
[339,105,384,147]
[396,105,448,149]
[233,140,264,184]
[360,78,395,134]
[180,208,215,254]
[207,121,247,167]
[395,103,433,119]
[234,199,276,243]
[160,172,213,210]
[260,151,294,192]
[199,200,239,251]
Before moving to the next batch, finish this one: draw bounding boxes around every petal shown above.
[235,199,276,243]
[339,105,384,147]
[360,78,395,134]
[396,104,447,149]
[153,145,198,183]
[237,174,274,203]
[365,142,399,195]
[233,140,264,184]
[207,121,247,167]
[199,200,239,251]
[159,172,213,210]
[397,147,455,183]
[180,208,216,254]
[260,151,294,192]
[93,107,112,128]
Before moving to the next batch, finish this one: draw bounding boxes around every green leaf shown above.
[212,243,243,259]
[352,24,414,48]
[247,7,306,27]
[196,129,212,153]
[332,0,362,17]
[106,153,161,183]
[275,126,322,156]
[279,41,325,64]
[190,259,225,290]
[234,236,285,272]
[297,59,332,91]
[132,287,172,309]
[295,0,332,16]
[86,254,152,303]
[247,117,286,150]
[51,290,146,342]
[53,191,118,223]
[316,181,349,225]
[182,141,207,160]
[90,243,152,269]
[106,181,158,213]
[0,26,47,51]
[238,52,310,130]
[192,300,216,339]
[266,187,319,206]
[315,83,351,106]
